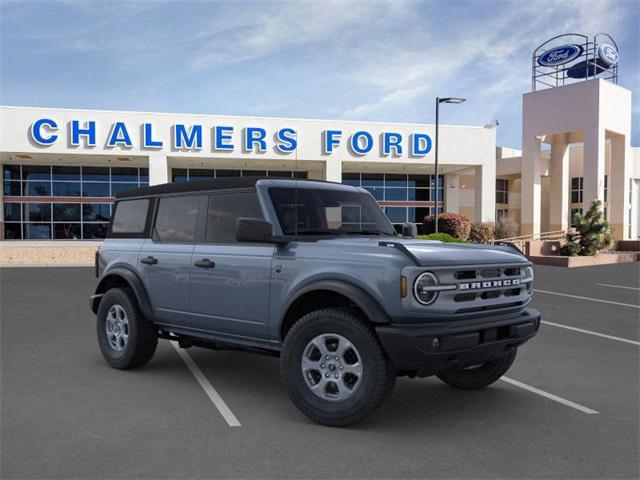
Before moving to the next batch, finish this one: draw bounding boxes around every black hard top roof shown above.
[115,177,340,199]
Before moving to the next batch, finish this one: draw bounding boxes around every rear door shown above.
[139,194,205,325]
[189,189,274,341]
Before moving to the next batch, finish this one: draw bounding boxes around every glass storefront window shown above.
[110,183,139,196]
[110,167,139,182]
[53,204,81,222]
[83,203,111,222]
[4,223,22,239]
[82,182,110,197]
[4,202,21,221]
[26,203,51,222]
[54,223,82,239]
[3,181,21,196]
[3,165,21,180]
[83,223,109,239]
[52,182,81,197]
[22,165,51,181]
[82,167,110,182]
[52,166,80,181]
[24,223,51,239]
[26,181,51,196]
[2,165,147,240]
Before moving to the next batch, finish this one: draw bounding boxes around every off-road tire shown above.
[96,287,158,369]
[436,348,517,390]
[280,307,396,427]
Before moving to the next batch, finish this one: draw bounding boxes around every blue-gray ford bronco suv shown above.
[91,177,540,427]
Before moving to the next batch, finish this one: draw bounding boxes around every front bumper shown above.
[375,308,540,377]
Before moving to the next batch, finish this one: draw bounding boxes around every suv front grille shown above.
[413,264,532,315]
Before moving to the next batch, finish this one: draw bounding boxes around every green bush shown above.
[417,233,468,243]
[560,199,613,256]
[422,213,471,240]
[469,222,495,244]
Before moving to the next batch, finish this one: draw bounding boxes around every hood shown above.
[312,237,527,267]
[395,239,527,266]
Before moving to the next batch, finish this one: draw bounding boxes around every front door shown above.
[189,190,274,341]
[139,194,203,325]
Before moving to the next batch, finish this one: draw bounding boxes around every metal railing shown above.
[498,229,573,253]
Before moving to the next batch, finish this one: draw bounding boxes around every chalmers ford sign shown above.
[29,118,434,157]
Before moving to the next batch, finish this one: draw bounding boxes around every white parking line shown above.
[541,320,640,346]
[501,376,599,415]
[596,283,640,291]
[170,341,241,427]
[534,289,640,309]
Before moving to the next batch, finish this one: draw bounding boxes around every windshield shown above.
[268,187,396,236]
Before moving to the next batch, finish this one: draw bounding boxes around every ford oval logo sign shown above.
[598,43,618,66]
[538,44,583,67]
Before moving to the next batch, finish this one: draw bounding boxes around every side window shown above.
[111,199,149,234]
[206,191,263,243]
[154,195,200,243]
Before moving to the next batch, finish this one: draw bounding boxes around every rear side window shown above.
[111,199,149,234]
[206,191,263,243]
[154,195,200,243]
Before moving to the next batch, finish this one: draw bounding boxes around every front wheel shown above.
[280,308,396,427]
[436,348,517,390]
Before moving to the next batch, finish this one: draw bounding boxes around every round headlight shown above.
[414,272,439,305]
[524,266,534,293]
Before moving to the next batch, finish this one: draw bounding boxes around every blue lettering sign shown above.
[173,124,202,150]
[350,131,373,155]
[598,44,618,66]
[107,122,132,148]
[71,120,96,147]
[323,130,342,154]
[538,44,583,67]
[275,128,297,153]
[30,118,58,145]
[383,132,403,156]
[143,123,163,148]
[411,133,432,156]
[214,126,234,151]
[244,127,267,152]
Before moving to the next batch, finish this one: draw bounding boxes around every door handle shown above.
[140,256,158,265]
[194,258,215,269]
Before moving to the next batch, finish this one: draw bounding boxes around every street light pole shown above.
[433,96,466,234]
[435,97,440,233]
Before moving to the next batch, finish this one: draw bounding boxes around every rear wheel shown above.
[280,308,396,427]
[96,288,158,369]
[436,348,517,390]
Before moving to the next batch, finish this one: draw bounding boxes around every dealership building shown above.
[0,34,638,244]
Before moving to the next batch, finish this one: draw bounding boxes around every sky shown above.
[1,0,638,148]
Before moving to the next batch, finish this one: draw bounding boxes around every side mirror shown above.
[236,218,275,243]
[401,222,417,238]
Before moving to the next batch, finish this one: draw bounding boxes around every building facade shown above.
[0,106,497,240]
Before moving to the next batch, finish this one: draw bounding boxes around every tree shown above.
[560,199,613,256]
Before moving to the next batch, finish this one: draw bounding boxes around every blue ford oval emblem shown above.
[538,44,583,67]
[598,44,618,66]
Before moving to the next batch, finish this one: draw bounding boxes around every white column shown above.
[609,134,631,240]
[549,135,570,232]
[324,159,342,183]
[445,173,459,213]
[521,135,542,236]
[148,153,169,186]
[582,126,605,211]
[474,163,495,223]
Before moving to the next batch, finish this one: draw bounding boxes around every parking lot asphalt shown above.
[1,263,639,479]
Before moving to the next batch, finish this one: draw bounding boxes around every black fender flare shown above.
[92,266,154,320]
[283,279,391,326]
